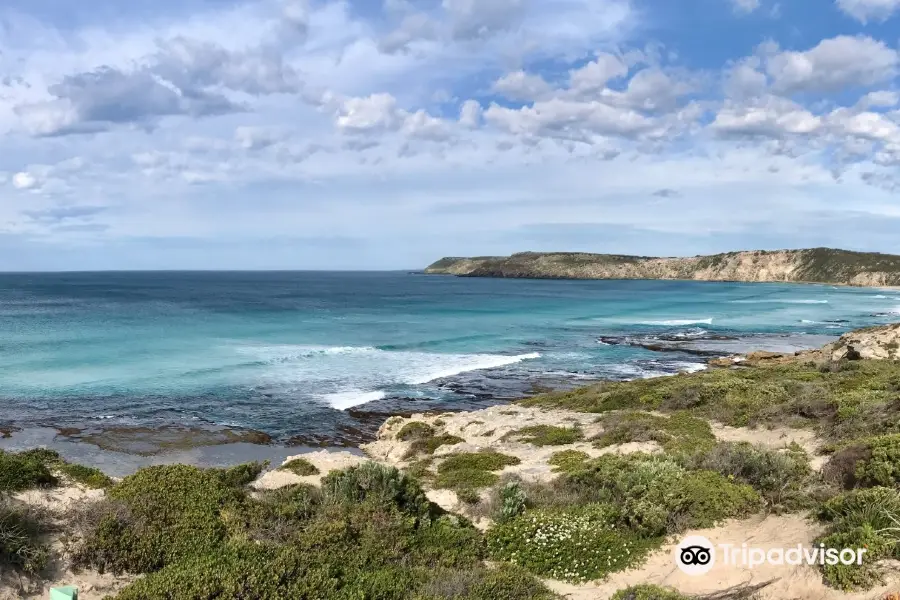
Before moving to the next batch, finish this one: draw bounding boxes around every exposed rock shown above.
[425,248,900,286]
[824,322,900,361]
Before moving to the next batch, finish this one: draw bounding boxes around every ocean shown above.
[2,271,899,448]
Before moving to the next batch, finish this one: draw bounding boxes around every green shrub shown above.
[280,458,320,476]
[496,481,527,524]
[73,464,247,574]
[816,487,900,590]
[521,360,900,440]
[852,434,900,488]
[229,484,321,543]
[434,452,521,496]
[0,448,114,490]
[216,461,267,487]
[487,504,655,583]
[419,564,559,599]
[321,462,435,523]
[610,585,692,600]
[593,412,715,455]
[57,462,114,489]
[397,421,436,441]
[563,454,760,536]
[0,498,50,576]
[692,442,813,509]
[405,434,465,459]
[0,450,57,492]
[548,450,590,473]
[506,425,583,447]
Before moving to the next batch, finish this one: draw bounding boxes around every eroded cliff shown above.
[424,248,900,286]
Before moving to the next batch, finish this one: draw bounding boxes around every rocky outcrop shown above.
[708,322,900,366]
[823,322,900,361]
[424,248,900,287]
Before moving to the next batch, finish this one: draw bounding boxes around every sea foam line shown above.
[640,318,714,326]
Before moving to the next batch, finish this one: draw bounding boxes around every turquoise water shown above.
[1,271,898,444]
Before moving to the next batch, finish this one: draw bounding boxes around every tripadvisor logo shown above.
[674,535,868,576]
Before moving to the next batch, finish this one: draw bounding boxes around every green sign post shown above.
[49,586,78,600]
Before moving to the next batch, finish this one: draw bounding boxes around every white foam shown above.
[323,390,387,410]
[404,352,541,384]
[239,344,541,411]
[640,318,714,326]
[731,299,828,304]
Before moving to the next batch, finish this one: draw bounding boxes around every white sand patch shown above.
[546,513,899,600]
[251,450,367,490]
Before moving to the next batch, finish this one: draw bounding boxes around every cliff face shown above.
[424,248,900,287]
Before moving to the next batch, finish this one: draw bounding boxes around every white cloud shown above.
[731,0,761,14]
[711,96,822,137]
[442,0,526,40]
[766,36,898,94]
[568,53,629,95]
[491,70,554,101]
[836,0,900,23]
[12,172,39,190]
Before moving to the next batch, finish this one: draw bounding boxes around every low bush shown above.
[433,452,521,497]
[548,450,590,473]
[690,442,813,509]
[506,425,583,447]
[487,503,655,583]
[321,462,435,523]
[56,462,114,489]
[0,450,57,492]
[418,564,559,599]
[816,487,900,590]
[610,585,692,600]
[495,481,527,524]
[564,454,761,537]
[280,458,320,476]
[0,498,50,576]
[592,412,715,456]
[397,421,436,441]
[72,464,248,574]
[404,434,466,459]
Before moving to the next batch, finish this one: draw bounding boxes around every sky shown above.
[2,0,900,270]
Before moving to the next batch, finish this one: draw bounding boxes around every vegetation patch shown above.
[487,503,656,583]
[548,450,590,473]
[505,425,583,447]
[97,459,556,600]
[279,458,320,477]
[548,453,760,537]
[521,361,900,441]
[610,585,692,600]
[71,464,253,574]
[0,450,57,492]
[403,434,465,459]
[396,421,436,441]
[825,433,900,489]
[690,442,814,510]
[815,487,900,590]
[0,498,50,576]
[592,411,715,455]
[434,451,521,496]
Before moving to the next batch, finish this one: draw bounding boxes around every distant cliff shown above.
[424,248,900,287]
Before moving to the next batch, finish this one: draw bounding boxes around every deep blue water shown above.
[1,271,898,445]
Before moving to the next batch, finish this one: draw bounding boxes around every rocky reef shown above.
[425,248,900,287]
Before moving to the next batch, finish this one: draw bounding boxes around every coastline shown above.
[4,323,900,600]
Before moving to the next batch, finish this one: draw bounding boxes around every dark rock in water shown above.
[825,319,850,324]
[59,425,273,456]
[0,424,18,439]
[598,335,732,357]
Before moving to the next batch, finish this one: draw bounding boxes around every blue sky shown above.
[2,0,900,270]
